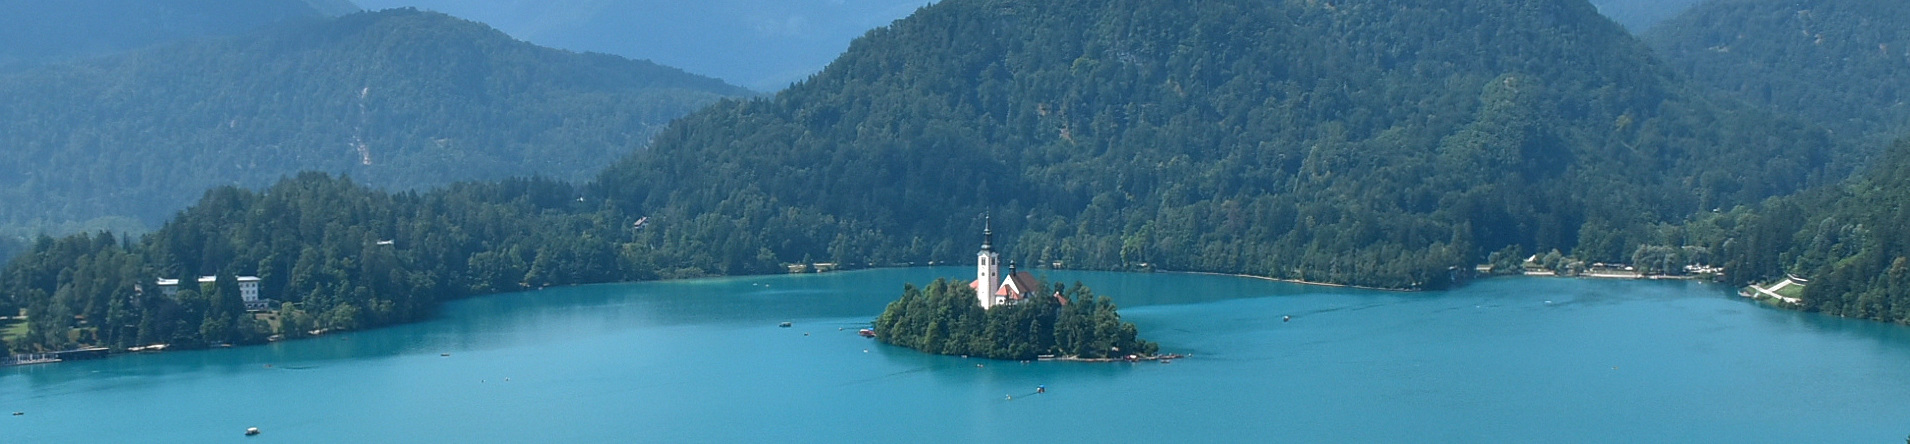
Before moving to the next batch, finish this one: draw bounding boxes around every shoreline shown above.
[1039,353,1188,363]
[1164,270,1416,292]
[0,265,1723,369]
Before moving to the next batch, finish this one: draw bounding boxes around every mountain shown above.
[0,8,751,235]
[0,0,357,69]
[1646,0,1910,145]
[349,0,930,91]
[593,0,1836,289]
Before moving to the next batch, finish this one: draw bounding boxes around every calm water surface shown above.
[7,268,1910,442]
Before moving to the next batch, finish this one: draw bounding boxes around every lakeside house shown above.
[156,276,271,311]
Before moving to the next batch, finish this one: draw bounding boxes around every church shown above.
[970,216,1041,309]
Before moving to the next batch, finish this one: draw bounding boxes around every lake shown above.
[7,268,1910,442]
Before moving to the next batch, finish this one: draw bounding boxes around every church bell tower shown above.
[976,215,999,309]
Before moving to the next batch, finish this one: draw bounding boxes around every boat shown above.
[245,427,261,436]
[779,322,793,328]
[858,328,876,338]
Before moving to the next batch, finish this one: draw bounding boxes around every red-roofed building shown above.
[972,215,1043,309]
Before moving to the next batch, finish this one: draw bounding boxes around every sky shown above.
[349,0,935,92]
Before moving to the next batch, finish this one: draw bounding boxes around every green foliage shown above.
[596,0,1834,290]
[1703,138,1910,324]
[0,173,659,351]
[873,278,1156,360]
[1647,0,1910,150]
[0,8,750,235]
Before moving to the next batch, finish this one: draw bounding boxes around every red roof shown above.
[996,271,1039,300]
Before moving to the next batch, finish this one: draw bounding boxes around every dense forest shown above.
[872,278,1157,360]
[0,0,352,69]
[0,173,660,353]
[0,8,750,237]
[1683,138,1910,324]
[596,0,1835,290]
[1647,0,1910,149]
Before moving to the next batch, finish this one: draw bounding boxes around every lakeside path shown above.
[1747,279,1803,305]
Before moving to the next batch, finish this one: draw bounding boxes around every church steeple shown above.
[976,213,1000,309]
[981,214,994,251]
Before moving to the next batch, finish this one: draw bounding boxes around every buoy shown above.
[244,427,260,436]
[1282,315,1291,322]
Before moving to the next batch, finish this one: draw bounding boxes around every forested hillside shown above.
[596,0,1835,289]
[0,0,353,69]
[0,174,648,352]
[1687,139,1910,324]
[1646,0,1910,146]
[0,8,750,235]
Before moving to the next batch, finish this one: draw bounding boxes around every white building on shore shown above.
[156,275,268,311]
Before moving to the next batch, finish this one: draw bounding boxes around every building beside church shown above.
[971,216,1040,309]
[156,275,269,311]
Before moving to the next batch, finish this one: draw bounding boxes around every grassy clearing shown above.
[1774,282,1805,300]
[2,316,27,345]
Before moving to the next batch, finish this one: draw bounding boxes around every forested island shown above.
[872,278,1158,361]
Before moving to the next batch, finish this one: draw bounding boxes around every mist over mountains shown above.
[0,8,749,236]
[0,0,356,69]
[352,0,934,91]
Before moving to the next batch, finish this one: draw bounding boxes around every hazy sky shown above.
[350,0,934,91]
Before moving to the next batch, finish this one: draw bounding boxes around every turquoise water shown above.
[7,268,1910,442]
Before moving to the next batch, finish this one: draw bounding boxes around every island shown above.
[872,277,1159,361]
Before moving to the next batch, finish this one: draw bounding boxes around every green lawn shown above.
[2,316,26,345]
[1775,282,1806,300]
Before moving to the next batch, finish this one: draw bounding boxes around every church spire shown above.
[977,213,1000,309]
[981,213,993,251]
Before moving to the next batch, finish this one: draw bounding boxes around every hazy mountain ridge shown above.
[0,8,750,233]
[1646,0,1910,146]
[0,0,357,69]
